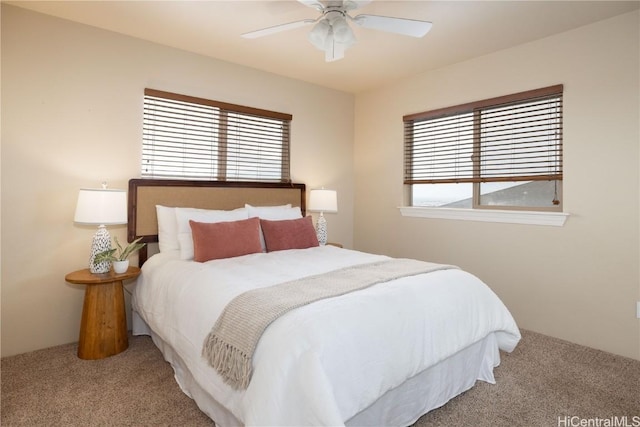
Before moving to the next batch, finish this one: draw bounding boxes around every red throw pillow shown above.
[260,216,319,252]
[190,217,262,262]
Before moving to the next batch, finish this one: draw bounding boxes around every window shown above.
[142,89,291,182]
[404,85,563,211]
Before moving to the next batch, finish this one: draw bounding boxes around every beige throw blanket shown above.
[202,258,457,390]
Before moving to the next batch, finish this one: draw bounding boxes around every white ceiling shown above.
[6,0,639,93]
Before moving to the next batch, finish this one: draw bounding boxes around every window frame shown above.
[142,88,292,183]
[403,85,563,212]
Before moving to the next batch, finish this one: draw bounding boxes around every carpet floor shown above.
[1,329,639,426]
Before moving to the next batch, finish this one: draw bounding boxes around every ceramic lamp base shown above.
[316,213,327,246]
[89,225,112,274]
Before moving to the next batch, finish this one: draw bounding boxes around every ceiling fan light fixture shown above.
[308,13,355,60]
[331,15,355,45]
[308,18,331,50]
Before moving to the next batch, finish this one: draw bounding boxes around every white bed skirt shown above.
[133,310,501,426]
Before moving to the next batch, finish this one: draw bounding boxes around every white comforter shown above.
[132,246,520,426]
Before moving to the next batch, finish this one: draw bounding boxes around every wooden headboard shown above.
[128,179,306,264]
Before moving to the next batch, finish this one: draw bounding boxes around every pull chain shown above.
[552,181,560,205]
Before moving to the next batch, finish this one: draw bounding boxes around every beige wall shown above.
[354,11,640,360]
[2,4,639,362]
[0,5,355,357]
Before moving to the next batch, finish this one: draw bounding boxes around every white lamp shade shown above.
[308,189,338,213]
[74,188,127,225]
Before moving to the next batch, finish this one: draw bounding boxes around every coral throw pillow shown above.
[260,216,319,252]
[190,217,262,262]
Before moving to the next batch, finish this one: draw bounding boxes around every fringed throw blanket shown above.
[202,258,457,390]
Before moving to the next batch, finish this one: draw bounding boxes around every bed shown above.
[128,178,521,426]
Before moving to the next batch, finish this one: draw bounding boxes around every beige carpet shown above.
[1,329,638,426]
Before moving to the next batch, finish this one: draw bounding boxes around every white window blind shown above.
[404,85,563,185]
[143,89,291,182]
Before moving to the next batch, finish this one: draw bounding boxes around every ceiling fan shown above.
[242,0,432,62]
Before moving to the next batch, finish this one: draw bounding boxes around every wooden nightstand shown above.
[326,242,343,248]
[65,267,140,360]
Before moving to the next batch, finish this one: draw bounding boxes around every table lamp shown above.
[308,188,338,246]
[74,184,127,273]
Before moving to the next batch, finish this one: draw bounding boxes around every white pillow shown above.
[245,204,302,251]
[175,207,249,260]
[156,205,179,253]
[245,204,301,220]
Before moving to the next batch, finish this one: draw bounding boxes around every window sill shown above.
[399,206,569,227]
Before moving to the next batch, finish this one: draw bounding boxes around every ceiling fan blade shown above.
[343,0,372,11]
[297,0,325,12]
[242,19,316,39]
[325,40,346,62]
[352,14,432,38]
